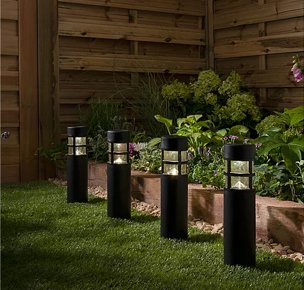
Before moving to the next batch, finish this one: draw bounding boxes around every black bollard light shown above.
[67,126,88,203]
[161,135,188,239]
[224,144,256,267]
[107,130,131,219]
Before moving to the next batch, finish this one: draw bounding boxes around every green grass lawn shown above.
[1,181,304,290]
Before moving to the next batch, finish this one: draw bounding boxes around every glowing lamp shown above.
[160,136,188,239]
[67,126,88,203]
[107,130,131,219]
[224,144,256,267]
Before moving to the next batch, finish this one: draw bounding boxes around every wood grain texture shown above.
[59,0,206,16]
[59,54,205,74]
[19,0,39,181]
[1,164,20,183]
[1,71,19,91]
[1,35,18,55]
[59,19,205,45]
[1,0,20,183]
[1,0,18,21]
[38,0,60,179]
[206,0,214,68]
[214,0,304,111]
[1,145,20,164]
[214,0,304,29]
[215,32,304,58]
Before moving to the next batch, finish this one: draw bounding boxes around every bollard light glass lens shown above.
[75,147,86,156]
[108,154,128,164]
[164,151,187,162]
[75,137,86,146]
[68,137,86,155]
[164,164,187,175]
[68,147,74,155]
[228,176,249,189]
[109,143,128,152]
[68,137,74,145]
[226,160,250,174]
[108,142,129,164]
[114,155,127,164]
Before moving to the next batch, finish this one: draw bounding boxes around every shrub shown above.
[82,99,147,162]
[255,106,304,174]
[192,70,222,101]
[254,162,304,203]
[161,69,261,129]
[131,145,161,173]
[188,148,225,189]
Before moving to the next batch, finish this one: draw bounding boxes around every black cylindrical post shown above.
[224,144,256,267]
[67,126,88,203]
[161,136,188,239]
[107,130,131,219]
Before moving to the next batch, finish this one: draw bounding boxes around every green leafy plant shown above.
[255,106,304,173]
[154,114,218,157]
[81,99,122,137]
[218,70,242,97]
[154,114,250,155]
[161,70,261,129]
[87,127,108,162]
[162,79,192,101]
[218,93,261,126]
[175,115,222,156]
[37,142,67,169]
[188,148,225,189]
[192,70,222,102]
[131,145,162,173]
[254,162,304,203]
[81,99,147,162]
[133,73,176,137]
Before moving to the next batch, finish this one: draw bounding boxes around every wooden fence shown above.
[58,0,207,135]
[1,0,303,182]
[1,0,39,183]
[212,0,304,111]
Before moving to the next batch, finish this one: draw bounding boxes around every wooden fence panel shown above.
[19,0,39,181]
[1,0,40,183]
[1,0,20,183]
[37,0,60,179]
[213,0,304,111]
[58,0,205,16]
[58,0,206,136]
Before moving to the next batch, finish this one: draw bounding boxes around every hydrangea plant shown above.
[161,69,261,129]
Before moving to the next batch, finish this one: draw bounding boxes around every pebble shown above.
[50,178,304,264]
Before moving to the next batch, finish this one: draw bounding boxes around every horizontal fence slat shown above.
[58,0,206,16]
[59,54,205,74]
[1,0,18,21]
[1,55,18,72]
[214,0,304,29]
[215,32,304,58]
[1,108,19,125]
[59,19,205,45]
[1,71,19,91]
[1,35,18,56]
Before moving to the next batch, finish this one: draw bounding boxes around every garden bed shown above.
[87,162,304,253]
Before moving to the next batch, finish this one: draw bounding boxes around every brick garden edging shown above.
[87,162,304,253]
